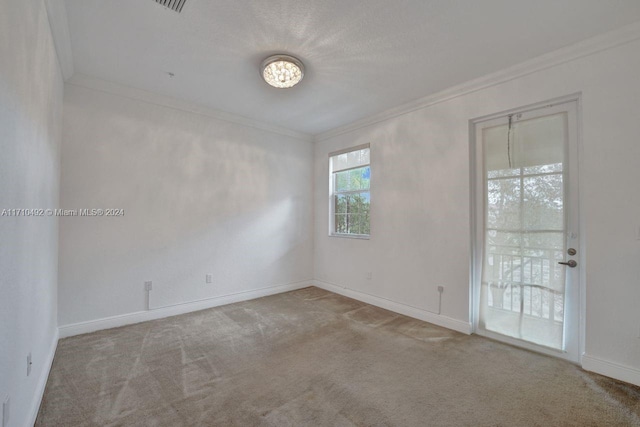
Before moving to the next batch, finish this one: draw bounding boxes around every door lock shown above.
[567,248,577,256]
[558,260,577,268]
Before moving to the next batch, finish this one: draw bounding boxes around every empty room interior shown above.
[3,0,640,425]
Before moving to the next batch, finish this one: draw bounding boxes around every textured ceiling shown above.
[64,0,640,135]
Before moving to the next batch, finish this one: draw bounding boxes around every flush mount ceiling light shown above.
[261,55,304,89]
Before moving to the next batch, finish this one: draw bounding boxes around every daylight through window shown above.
[329,144,370,237]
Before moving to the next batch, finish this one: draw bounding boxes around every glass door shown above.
[473,99,580,362]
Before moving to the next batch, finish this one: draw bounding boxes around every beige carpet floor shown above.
[37,287,640,426]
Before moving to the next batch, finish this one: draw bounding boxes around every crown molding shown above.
[44,0,74,80]
[66,73,314,142]
[315,20,640,142]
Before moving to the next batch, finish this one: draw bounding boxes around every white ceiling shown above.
[64,0,640,136]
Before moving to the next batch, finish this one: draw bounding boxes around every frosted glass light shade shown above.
[261,55,304,88]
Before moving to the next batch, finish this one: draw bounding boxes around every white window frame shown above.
[328,143,371,239]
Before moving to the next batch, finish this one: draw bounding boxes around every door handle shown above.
[558,260,577,268]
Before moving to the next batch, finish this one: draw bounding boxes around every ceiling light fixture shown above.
[261,55,304,89]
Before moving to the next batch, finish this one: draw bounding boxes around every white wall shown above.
[0,0,63,425]
[58,82,314,327]
[314,37,640,383]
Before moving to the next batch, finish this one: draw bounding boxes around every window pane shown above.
[362,212,370,235]
[335,194,347,214]
[352,193,369,214]
[523,174,563,231]
[523,231,564,251]
[335,166,370,192]
[335,172,348,192]
[351,214,360,235]
[487,230,521,248]
[333,191,370,235]
[349,167,370,190]
[335,214,347,233]
[345,195,355,214]
[487,178,521,230]
[346,213,355,234]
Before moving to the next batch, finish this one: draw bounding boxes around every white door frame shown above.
[469,93,585,363]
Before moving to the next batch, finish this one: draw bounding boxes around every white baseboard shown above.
[313,280,472,334]
[58,280,313,338]
[28,327,59,426]
[582,354,640,387]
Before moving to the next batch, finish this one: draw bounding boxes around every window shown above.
[329,144,370,237]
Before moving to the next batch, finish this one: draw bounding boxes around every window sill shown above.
[329,233,370,240]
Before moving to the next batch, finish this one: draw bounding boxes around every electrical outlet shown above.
[437,286,444,293]
[27,352,32,376]
[144,281,153,291]
[206,274,212,284]
[2,396,10,427]
[366,272,372,280]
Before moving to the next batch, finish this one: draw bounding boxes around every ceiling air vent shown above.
[153,0,187,13]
